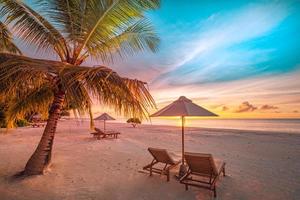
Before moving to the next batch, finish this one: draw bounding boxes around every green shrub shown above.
[126,118,141,128]
[16,119,29,127]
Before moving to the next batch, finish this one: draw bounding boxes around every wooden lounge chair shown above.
[30,122,46,128]
[143,147,181,181]
[104,130,120,139]
[180,152,226,197]
[90,128,120,140]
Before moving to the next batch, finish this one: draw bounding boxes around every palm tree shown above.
[0,0,160,176]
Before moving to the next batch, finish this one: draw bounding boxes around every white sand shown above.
[0,120,299,200]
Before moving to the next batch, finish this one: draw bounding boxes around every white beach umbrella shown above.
[94,113,115,131]
[150,96,218,175]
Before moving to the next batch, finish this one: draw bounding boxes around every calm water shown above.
[146,119,300,134]
[74,118,300,134]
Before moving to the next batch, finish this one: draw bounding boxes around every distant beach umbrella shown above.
[31,113,42,121]
[32,113,42,119]
[94,113,115,130]
[150,96,218,176]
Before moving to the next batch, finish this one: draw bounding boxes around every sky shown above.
[96,0,300,119]
[23,0,300,118]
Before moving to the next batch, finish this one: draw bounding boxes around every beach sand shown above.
[0,120,299,200]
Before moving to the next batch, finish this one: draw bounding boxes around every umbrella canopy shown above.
[31,114,42,122]
[32,114,42,119]
[151,96,217,117]
[94,113,115,121]
[150,96,218,175]
[94,113,115,130]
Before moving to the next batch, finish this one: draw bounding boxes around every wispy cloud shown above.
[152,2,289,85]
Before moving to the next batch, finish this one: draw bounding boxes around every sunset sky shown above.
[24,0,300,118]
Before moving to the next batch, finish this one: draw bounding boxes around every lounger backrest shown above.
[185,152,218,176]
[148,147,175,165]
[95,128,104,134]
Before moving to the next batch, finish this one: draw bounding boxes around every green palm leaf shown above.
[87,18,159,62]
[39,0,160,63]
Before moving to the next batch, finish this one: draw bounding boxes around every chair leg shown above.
[149,159,156,177]
[167,169,170,182]
[185,184,188,191]
[223,166,226,176]
[213,186,217,198]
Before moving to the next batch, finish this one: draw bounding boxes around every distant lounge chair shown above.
[90,128,120,140]
[143,147,181,181]
[30,122,46,128]
[180,152,226,197]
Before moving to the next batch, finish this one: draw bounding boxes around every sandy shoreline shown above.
[0,120,299,200]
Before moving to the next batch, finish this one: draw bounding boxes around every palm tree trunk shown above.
[23,90,65,175]
[88,105,95,131]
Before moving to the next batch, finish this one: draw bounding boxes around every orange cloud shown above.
[222,106,229,111]
[260,104,279,110]
[235,101,257,113]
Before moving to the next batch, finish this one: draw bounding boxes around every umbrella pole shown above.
[104,120,106,131]
[178,116,187,178]
[181,116,185,165]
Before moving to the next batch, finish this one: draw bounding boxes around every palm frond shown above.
[41,0,84,43]
[0,53,66,100]
[0,0,69,59]
[86,18,159,62]
[0,58,49,99]
[123,78,156,116]
[69,0,160,63]
[0,21,22,54]
[63,79,92,114]
[59,64,153,118]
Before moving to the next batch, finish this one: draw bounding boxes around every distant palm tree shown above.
[0,0,159,176]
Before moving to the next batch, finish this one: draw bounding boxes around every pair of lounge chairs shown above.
[90,128,120,140]
[143,148,226,198]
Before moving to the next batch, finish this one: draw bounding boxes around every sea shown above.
[146,118,300,134]
[71,118,300,134]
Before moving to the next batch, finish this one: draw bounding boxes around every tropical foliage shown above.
[0,0,159,175]
[127,117,141,128]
